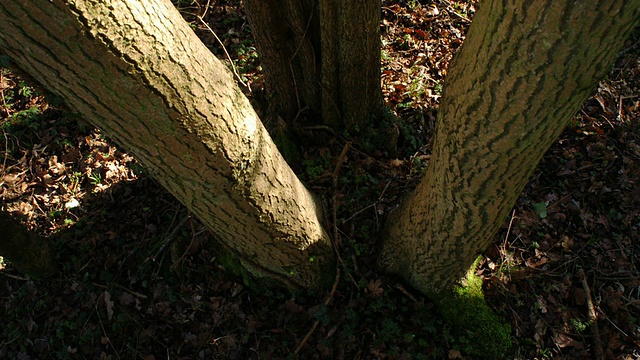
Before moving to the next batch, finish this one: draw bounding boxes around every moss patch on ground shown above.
[435,259,512,359]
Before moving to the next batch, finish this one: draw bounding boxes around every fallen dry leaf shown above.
[367,279,384,297]
[104,291,114,321]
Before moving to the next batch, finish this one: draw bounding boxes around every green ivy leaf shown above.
[532,202,548,219]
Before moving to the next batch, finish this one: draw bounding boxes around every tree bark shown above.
[380,0,640,293]
[0,212,56,279]
[243,0,384,131]
[0,0,335,289]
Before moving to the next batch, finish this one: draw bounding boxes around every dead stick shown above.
[294,143,351,355]
[331,142,351,246]
[577,268,604,359]
[294,266,340,355]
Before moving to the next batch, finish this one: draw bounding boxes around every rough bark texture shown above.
[0,0,335,289]
[0,212,57,279]
[242,0,319,124]
[381,0,640,293]
[243,0,383,131]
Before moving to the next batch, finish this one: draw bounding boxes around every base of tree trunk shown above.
[0,212,56,279]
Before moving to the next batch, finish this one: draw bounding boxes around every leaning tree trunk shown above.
[380,0,640,293]
[0,0,335,289]
[243,0,384,132]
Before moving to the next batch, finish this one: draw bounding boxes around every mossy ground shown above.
[435,259,512,359]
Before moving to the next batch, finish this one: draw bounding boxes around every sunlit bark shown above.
[381,0,640,293]
[0,0,335,289]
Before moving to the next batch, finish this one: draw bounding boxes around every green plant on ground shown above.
[88,172,102,186]
[570,317,589,334]
[433,80,443,96]
[302,152,331,179]
[17,81,33,98]
[435,258,512,359]
[5,106,41,131]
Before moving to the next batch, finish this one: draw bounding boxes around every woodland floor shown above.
[1,0,639,359]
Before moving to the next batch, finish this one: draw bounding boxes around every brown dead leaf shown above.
[572,287,587,306]
[367,279,384,297]
[448,349,462,359]
[48,155,65,175]
[415,28,429,39]
[0,74,11,90]
[603,286,623,311]
[553,332,582,349]
[103,291,114,321]
[283,299,304,314]
[425,5,439,17]
[61,148,82,163]
[536,296,548,313]
[222,334,238,349]
[118,292,135,307]
[561,236,574,251]
[2,174,19,186]
[534,319,548,344]
[607,332,623,350]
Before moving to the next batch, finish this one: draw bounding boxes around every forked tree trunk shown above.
[380,0,640,293]
[243,0,384,131]
[0,0,335,289]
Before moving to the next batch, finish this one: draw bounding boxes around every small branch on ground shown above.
[294,142,352,355]
[150,213,190,263]
[577,267,604,359]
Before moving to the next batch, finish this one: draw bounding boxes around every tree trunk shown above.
[243,0,384,131]
[0,212,56,279]
[0,0,335,289]
[380,0,640,293]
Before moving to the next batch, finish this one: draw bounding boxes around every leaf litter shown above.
[1,0,639,359]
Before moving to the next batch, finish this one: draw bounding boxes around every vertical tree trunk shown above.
[242,0,320,125]
[318,0,383,130]
[243,0,383,131]
[0,0,335,289]
[380,0,639,293]
[0,212,56,279]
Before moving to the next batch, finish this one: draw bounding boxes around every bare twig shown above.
[293,143,352,355]
[91,282,149,300]
[197,17,250,91]
[331,143,358,286]
[393,282,418,303]
[498,210,516,279]
[617,37,640,58]
[200,0,212,19]
[440,0,471,23]
[331,142,351,247]
[0,272,29,280]
[151,214,190,263]
[342,181,391,223]
[94,300,122,359]
[577,268,604,359]
[170,217,198,271]
[294,266,340,355]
